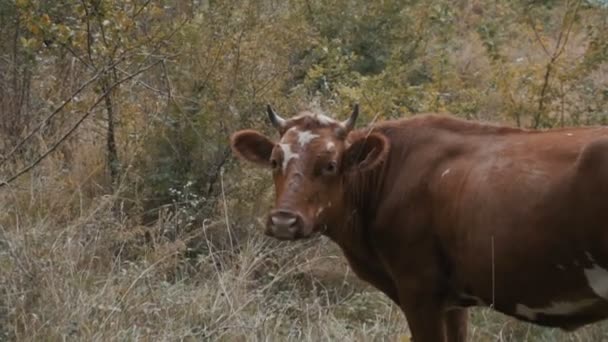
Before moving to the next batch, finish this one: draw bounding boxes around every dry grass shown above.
[0,169,408,341]
[2,168,608,342]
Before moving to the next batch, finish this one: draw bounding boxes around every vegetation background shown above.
[1,0,607,340]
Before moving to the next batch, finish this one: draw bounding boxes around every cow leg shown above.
[401,299,446,342]
[445,308,468,342]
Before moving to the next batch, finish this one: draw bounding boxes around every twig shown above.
[161,59,174,108]
[491,235,495,309]
[553,0,581,60]
[114,69,199,105]
[531,0,582,128]
[526,13,551,57]
[131,0,154,20]
[206,147,231,197]
[220,167,235,252]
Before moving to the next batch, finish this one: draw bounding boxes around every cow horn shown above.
[267,104,286,130]
[342,104,359,132]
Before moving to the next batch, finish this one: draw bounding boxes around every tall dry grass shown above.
[2,150,608,342]
[0,148,408,341]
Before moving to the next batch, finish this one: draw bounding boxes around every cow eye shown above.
[323,161,338,175]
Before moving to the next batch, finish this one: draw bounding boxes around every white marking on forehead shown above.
[556,264,566,270]
[326,141,335,151]
[516,300,598,320]
[279,143,299,172]
[441,169,451,178]
[584,262,608,300]
[297,130,319,147]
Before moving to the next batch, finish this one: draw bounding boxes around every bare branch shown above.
[0,57,126,168]
[554,0,582,61]
[161,59,173,107]
[532,0,582,128]
[0,60,162,189]
[526,13,551,57]
[132,0,154,20]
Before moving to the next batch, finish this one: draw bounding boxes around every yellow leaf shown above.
[20,37,40,50]
[27,22,40,36]
[41,13,51,26]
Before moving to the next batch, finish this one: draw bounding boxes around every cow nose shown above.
[267,210,302,239]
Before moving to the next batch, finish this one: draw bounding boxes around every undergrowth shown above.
[2,170,608,342]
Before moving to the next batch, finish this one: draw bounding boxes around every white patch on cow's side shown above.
[515,299,598,320]
[584,263,608,300]
[279,143,299,172]
[297,130,319,147]
[446,294,486,311]
[459,293,486,306]
[566,133,574,136]
[326,141,335,151]
[556,264,566,271]
[315,207,324,218]
[315,114,337,126]
[515,304,536,320]
[441,168,451,178]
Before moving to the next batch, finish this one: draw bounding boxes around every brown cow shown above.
[230,105,608,341]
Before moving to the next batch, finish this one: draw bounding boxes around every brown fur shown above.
[231,112,608,342]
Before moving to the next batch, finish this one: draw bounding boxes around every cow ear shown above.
[230,130,275,167]
[343,133,389,173]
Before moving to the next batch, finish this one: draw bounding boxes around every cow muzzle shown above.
[266,209,305,240]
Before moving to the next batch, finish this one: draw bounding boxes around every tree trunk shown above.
[102,76,120,190]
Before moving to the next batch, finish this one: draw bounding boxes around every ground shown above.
[2,192,608,341]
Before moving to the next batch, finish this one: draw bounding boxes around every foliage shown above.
[0,0,607,340]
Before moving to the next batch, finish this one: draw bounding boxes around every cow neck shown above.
[326,160,387,257]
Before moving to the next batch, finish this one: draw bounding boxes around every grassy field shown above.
[2,173,608,342]
[1,0,607,340]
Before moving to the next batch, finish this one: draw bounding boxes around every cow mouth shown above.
[264,227,298,240]
[267,231,323,241]
[265,225,317,240]
[264,224,327,241]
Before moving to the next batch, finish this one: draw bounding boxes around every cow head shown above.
[230,105,389,240]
